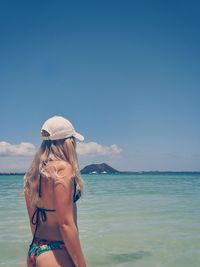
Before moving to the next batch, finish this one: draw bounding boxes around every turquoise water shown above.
[0,173,200,267]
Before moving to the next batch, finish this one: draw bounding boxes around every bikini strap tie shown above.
[30,206,56,247]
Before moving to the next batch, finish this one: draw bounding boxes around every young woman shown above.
[23,115,87,267]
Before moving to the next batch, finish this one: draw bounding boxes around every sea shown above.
[0,173,200,267]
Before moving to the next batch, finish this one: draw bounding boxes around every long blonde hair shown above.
[24,137,84,205]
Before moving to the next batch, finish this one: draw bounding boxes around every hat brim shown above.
[74,132,84,142]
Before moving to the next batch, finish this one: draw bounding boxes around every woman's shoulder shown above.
[45,160,74,182]
[56,161,73,177]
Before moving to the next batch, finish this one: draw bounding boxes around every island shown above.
[81,163,120,174]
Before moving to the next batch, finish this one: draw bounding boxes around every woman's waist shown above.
[35,224,63,241]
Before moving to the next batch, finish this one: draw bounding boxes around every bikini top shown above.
[30,173,81,247]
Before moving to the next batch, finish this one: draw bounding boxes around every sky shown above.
[0,0,200,172]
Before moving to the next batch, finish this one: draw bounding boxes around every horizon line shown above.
[1,170,200,175]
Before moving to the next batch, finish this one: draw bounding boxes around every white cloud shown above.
[0,141,36,157]
[77,142,122,156]
[0,140,122,172]
[0,140,122,157]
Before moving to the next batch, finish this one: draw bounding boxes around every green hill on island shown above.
[81,163,120,174]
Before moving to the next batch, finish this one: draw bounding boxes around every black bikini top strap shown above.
[38,159,49,198]
[38,174,42,198]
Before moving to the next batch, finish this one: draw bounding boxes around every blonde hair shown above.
[24,137,84,205]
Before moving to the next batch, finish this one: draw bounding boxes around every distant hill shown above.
[81,163,120,174]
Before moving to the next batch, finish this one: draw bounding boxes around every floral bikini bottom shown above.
[28,237,65,267]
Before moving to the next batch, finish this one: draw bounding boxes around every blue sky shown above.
[0,0,200,172]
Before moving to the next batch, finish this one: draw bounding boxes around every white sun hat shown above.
[40,115,84,141]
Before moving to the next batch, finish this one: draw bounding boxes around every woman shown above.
[23,115,87,267]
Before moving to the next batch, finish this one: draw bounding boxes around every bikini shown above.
[28,173,81,267]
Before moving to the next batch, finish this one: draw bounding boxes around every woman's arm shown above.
[53,164,87,267]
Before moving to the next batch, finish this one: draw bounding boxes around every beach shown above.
[0,173,200,267]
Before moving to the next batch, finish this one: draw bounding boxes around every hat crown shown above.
[44,116,74,133]
[41,115,84,141]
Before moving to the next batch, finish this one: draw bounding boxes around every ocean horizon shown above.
[1,170,200,175]
[0,173,200,267]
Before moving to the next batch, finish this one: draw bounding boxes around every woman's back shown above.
[26,160,77,239]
